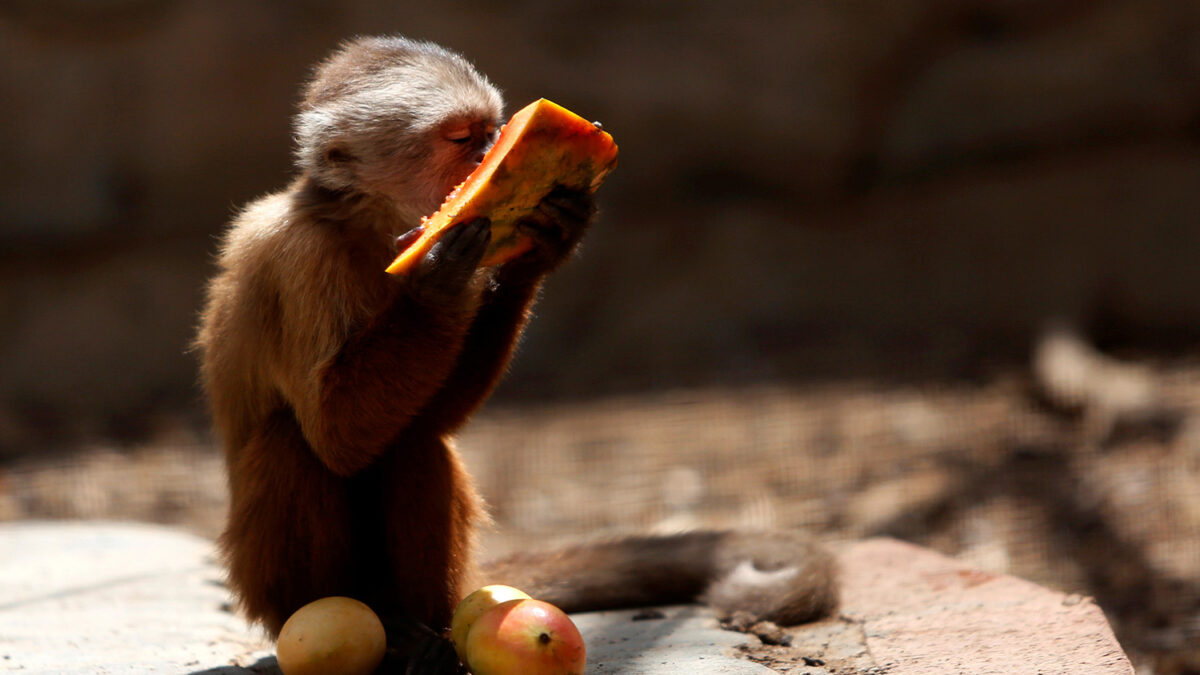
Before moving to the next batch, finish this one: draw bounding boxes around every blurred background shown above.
[2,1,1199,671]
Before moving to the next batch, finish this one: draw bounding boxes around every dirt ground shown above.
[2,353,1198,673]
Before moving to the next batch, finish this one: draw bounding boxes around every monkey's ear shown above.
[295,110,359,190]
[323,145,355,168]
[304,142,359,191]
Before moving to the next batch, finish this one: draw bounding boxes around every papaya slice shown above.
[385,98,618,274]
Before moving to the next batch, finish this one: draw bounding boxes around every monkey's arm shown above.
[276,220,493,476]
[415,188,595,434]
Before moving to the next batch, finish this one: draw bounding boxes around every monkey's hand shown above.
[498,185,595,285]
[404,217,491,305]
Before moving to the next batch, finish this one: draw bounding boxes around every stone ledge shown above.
[832,538,1133,675]
[0,522,1132,674]
[0,521,273,674]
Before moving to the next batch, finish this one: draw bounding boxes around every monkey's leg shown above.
[356,437,481,673]
[220,410,355,636]
[368,436,483,632]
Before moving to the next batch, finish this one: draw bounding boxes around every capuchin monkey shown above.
[195,35,836,673]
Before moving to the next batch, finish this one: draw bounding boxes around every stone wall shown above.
[2,1,1199,447]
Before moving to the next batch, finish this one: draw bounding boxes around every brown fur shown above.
[196,35,836,659]
[484,530,837,626]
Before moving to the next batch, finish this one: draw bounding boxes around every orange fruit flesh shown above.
[385,98,618,274]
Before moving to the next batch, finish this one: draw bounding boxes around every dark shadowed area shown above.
[2,2,1199,672]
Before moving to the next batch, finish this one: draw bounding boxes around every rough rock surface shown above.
[0,522,1132,674]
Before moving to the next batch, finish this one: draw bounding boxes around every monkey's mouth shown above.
[443,165,479,199]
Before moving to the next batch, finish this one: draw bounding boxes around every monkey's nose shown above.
[474,141,494,164]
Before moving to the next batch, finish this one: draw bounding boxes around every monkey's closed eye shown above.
[443,127,472,144]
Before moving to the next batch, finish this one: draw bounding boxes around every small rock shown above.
[748,620,792,647]
[720,610,758,633]
[631,608,667,621]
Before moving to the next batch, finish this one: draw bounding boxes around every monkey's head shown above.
[295,36,504,226]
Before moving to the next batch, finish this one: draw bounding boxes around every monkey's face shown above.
[298,106,501,229]
[351,112,500,227]
[296,108,500,230]
[294,38,505,231]
[424,116,499,205]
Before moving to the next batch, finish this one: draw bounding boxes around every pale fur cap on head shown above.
[294,36,504,191]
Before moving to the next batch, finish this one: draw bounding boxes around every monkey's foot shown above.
[402,632,464,675]
[377,620,464,675]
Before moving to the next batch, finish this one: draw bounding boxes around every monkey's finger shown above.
[452,216,492,232]
[395,226,426,252]
[440,217,492,262]
[515,217,567,245]
[421,217,491,279]
[538,187,592,225]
